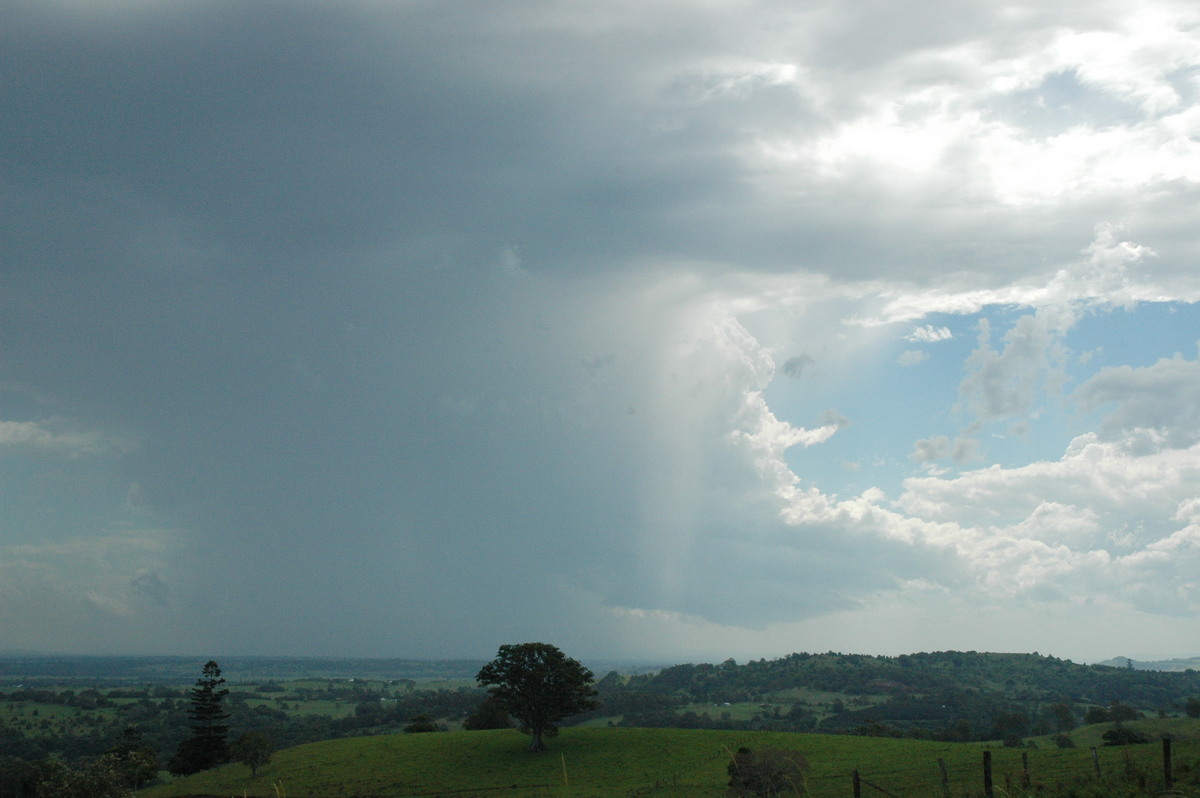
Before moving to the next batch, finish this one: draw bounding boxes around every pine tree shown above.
[168,660,231,775]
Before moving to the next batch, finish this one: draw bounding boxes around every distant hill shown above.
[591,650,1200,742]
[0,655,488,684]
[1097,656,1200,672]
[628,650,1200,704]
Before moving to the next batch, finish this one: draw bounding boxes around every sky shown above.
[3,0,1200,666]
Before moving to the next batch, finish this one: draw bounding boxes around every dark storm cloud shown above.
[0,1,670,655]
[4,4,540,260]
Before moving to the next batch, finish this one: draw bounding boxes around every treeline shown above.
[626,651,1200,706]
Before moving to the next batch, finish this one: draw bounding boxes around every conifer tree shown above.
[168,660,231,775]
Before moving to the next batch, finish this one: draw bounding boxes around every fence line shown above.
[852,768,901,797]
[848,739,1178,797]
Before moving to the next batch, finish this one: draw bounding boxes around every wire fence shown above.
[833,738,1184,798]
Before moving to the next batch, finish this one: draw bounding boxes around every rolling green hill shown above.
[140,723,1200,797]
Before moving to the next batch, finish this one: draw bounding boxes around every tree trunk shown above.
[528,729,547,752]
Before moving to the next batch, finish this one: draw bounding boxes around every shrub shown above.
[403,714,441,733]
[1101,727,1150,746]
[463,696,513,731]
[727,746,808,797]
[230,731,274,777]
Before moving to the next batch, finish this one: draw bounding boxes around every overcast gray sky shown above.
[4,0,1200,663]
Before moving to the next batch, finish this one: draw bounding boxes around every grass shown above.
[142,727,749,797]
[1061,716,1200,748]
[1,700,118,738]
[138,725,1200,797]
[240,698,357,718]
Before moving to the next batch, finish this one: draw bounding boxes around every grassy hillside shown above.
[140,724,1200,797]
[1063,716,1200,749]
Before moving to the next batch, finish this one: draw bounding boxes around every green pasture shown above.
[239,697,358,718]
[276,677,473,691]
[683,700,762,722]
[281,679,340,691]
[770,687,886,706]
[0,701,117,736]
[403,677,478,691]
[139,725,1200,798]
[1058,716,1200,748]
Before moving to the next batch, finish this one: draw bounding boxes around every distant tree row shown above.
[624,651,1200,707]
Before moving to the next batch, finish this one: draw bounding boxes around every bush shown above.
[403,714,441,733]
[24,756,132,798]
[463,696,513,731]
[727,746,808,797]
[1101,727,1150,746]
[230,731,274,777]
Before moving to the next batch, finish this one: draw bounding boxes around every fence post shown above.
[937,757,950,797]
[983,750,993,798]
[1021,751,1030,788]
[852,768,861,798]
[1164,737,1173,789]
[1090,747,1101,778]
